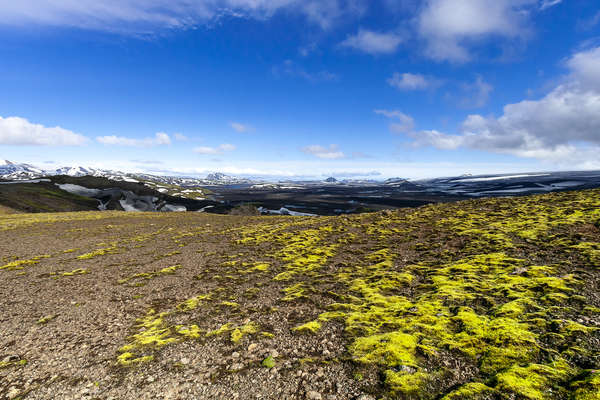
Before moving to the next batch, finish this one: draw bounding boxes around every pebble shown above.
[7,388,20,400]
[231,352,240,359]
[306,391,322,400]
[180,358,190,365]
[247,343,259,352]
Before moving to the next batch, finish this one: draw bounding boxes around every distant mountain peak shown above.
[205,172,230,181]
[324,177,337,183]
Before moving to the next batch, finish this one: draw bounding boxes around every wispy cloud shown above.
[97,132,171,147]
[272,60,338,82]
[0,0,368,33]
[301,144,345,159]
[193,143,236,155]
[539,0,562,11]
[0,116,87,146]
[131,160,164,165]
[387,72,435,90]
[230,122,252,133]
[174,133,188,141]
[340,29,403,55]
[375,109,415,134]
[458,75,494,108]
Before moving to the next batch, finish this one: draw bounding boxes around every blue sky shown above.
[0,0,599,179]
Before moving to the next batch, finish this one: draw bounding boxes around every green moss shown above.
[230,322,259,343]
[1,254,50,270]
[351,332,418,367]
[61,268,89,277]
[175,325,202,339]
[117,309,178,365]
[495,360,574,400]
[0,359,27,369]
[385,370,430,397]
[261,356,275,368]
[245,262,270,272]
[176,294,211,312]
[206,323,232,337]
[37,315,56,324]
[441,382,495,399]
[293,320,322,334]
[119,264,182,285]
[77,243,119,259]
[282,283,308,301]
[571,371,600,400]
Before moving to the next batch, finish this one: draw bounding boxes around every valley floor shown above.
[1,189,599,399]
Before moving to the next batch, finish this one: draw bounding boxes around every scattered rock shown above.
[7,388,20,400]
[356,395,375,400]
[247,343,259,352]
[306,390,322,400]
[2,355,19,363]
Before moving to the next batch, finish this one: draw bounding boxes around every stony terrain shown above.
[1,189,599,399]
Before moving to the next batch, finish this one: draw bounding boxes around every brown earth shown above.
[1,189,599,400]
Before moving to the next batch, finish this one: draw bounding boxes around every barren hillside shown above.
[1,189,599,399]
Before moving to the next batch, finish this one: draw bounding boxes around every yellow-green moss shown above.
[230,322,259,343]
[441,382,495,399]
[1,254,50,270]
[37,315,56,324]
[77,243,119,259]
[61,268,89,277]
[293,320,322,334]
[176,294,211,312]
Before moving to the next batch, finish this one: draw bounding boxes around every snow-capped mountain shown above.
[0,160,251,187]
[0,160,45,180]
[203,172,250,184]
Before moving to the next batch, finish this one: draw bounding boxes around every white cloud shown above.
[458,75,494,108]
[340,29,404,55]
[418,0,536,62]
[301,144,345,159]
[539,0,562,11]
[567,46,600,91]
[97,132,171,146]
[230,122,252,133]
[193,143,236,154]
[174,133,188,141]
[413,46,600,166]
[375,109,415,134]
[0,0,367,33]
[272,60,338,82]
[0,116,87,146]
[387,72,431,90]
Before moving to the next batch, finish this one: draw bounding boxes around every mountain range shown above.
[0,160,250,186]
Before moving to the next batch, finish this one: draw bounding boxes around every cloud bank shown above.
[0,0,368,33]
[414,46,600,166]
[302,144,345,159]
[193,143,236,154]
[0,116,87,146]
[97,132,171,146]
